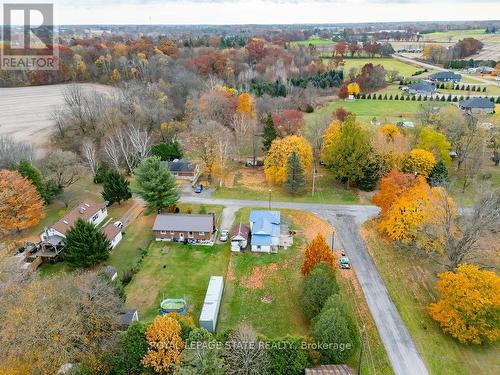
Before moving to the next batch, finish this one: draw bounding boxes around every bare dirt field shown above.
[0,83,115,152]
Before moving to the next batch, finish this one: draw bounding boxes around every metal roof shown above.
[165,159,195,172]
[153,214,214,232]
[199,276,224,325]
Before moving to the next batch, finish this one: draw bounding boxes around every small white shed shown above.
[199,276,224,332]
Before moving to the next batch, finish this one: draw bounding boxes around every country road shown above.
[180,195,429,375]
[392,54,500,87]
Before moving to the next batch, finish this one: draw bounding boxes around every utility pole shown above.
[268,189,272,210]
[331,231,335,250]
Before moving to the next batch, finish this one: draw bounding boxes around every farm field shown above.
[361,224,499,375]
[422,29,500,43]
[342,57,422,77]
[293,38,333,46]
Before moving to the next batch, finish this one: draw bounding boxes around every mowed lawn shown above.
[361,224,499,375]
[294,38,334,46]
[342,58,421,77]
[125,241,231,322]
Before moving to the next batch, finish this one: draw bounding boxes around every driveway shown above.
[180,195,429,375]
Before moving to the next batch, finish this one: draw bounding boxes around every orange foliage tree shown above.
[264,135,313,185]
[301,233,336,276]
[236,92,255,117]
[372,170,419,214]
[142,315,184,374]
[429,264,500,345]
[157,37,178,57]
[0,170,44,232]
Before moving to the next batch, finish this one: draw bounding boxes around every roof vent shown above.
[63,220,69,225]
[84,203,90,207]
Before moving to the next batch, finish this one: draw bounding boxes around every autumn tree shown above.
[264,135,313,185]
[285,151,306,195]
[334,107,352,122]
[142,315,184,374]
[402,148,436,178]
[111,322,148,375]
[102,168,132,205]
[272,110,305,136]
[372,170,419,214]
[236,92,255,117]
[338,84,349,99]
[134,156,179,214]
[347,82,360,96]
[417,127,451,165]
[245,38,267,61]
[429,264,500,344]
[301,233,336,276]
[0,170,44,232]
[63,218,111,267]
[157,37,178,57]
[262,113,277,151]
[322,115,372,188]
[225,323,269,374]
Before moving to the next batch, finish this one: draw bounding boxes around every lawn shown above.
[294,38,334,46]
[342,58,421,77]
[361,224,499,375]
[124,241,230,322]
[215,166,357,204]
[306,99,443,125]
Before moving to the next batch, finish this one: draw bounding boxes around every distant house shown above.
[407,82,436,96]
[429,71,461,82]
[230,222,250,252]
[152,213,216,244]
[40,199,108,245]
[458,97,495,114]
[119,309,139,328]
[396,121,416,128]
[249,210,281,253]
[101,222,123,249]
[164,159,200,182]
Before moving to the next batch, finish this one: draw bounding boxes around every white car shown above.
[219,230,229,242]
[114,221,124,229]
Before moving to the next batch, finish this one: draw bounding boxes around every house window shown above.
[170,231,175,235]
[160,230,167,235]
[199,232,205,236]
[188,231,193,238]
[91,214,98,221]
[257,245,261,250]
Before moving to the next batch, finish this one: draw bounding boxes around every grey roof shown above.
[305,365,354,375]
[153,214,214,232]
[103,265,117,277]
[430,71,461,80]
[165,159,195,173]
[459,97,495,109]
[408,82,435,92]
[119,309,138,325]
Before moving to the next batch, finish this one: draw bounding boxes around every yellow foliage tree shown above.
[347,82,360,96]
[142,315,184,374]
[236,92,255,117]
[321,120,341,166]
[417,127,451,165]
[215,84,237,96]
[300,233,336,276]
[264,135,313,185]
[380,124,400,142]
[110,69,121,84]
[402,148,436,178]
[429,264,500,345]
[0,170,44,232]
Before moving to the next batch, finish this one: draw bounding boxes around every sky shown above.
[3,0,500,25]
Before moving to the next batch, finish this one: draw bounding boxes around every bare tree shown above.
[225,323,269,375]
[81,139,99,178]
[126,123,151,164]
[103,134,121,171]
[114,127,136,175]
[42,149,84,189]
[217,127,234,187]
[0,136,33,168]
[304,113,330,165]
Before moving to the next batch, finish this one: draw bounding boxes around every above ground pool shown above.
[159,298,187,315]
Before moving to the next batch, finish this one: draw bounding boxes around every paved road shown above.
[180,195,429,375]
[392,54,500,87]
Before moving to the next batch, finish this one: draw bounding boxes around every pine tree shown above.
[427,160,449,187]
[63,218,111,267]
[134,156,179,214]
[284,151,305,195]
[17,160,49,204]
[102,169,132,205]
[262,113,277,151]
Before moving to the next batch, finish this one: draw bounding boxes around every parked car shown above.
[194,184,203,193]
[114,221,123,228]
[219,230,229,242]
[340,257,351,269]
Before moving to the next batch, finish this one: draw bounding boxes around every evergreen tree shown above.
[284,151,306,195]
[355,154,383,191]
[134,156,179,214]
[427,160,449,187]
[262,113,277,151]
[102,169,132,205]
[63,219,111,267]
[16,160,56,203]
[150,141,183,161]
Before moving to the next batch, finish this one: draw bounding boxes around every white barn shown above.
[199,276,224,332]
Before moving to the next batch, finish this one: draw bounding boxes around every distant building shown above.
[407,82,436,97]
[152,213,216,244]
[164,159,200,182]
[119,309,139,328]
[458,97,495,114]
[429,71,462,82]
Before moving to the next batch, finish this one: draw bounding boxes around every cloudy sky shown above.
[7,0,500,25]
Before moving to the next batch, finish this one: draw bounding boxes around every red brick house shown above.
[153,213,216,244]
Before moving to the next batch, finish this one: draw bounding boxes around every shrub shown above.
[300,262,339,320]
[110,322,148,375]
[264,336,308,375]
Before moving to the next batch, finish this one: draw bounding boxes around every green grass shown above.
[342,58,421,77]
[293,38,333,46]
[306,99,444,125]
[124,241,230,322]
[361,225,499,375]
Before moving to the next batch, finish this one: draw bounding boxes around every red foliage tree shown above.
[335,41,348,56]
[272,110,305,136]
[245,38,267,61]
[334,107,352,122]
[338,84,349,99]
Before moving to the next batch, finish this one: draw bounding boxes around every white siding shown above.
[199,276,224,332]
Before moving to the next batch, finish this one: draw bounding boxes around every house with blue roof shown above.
[249,210,281,253]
